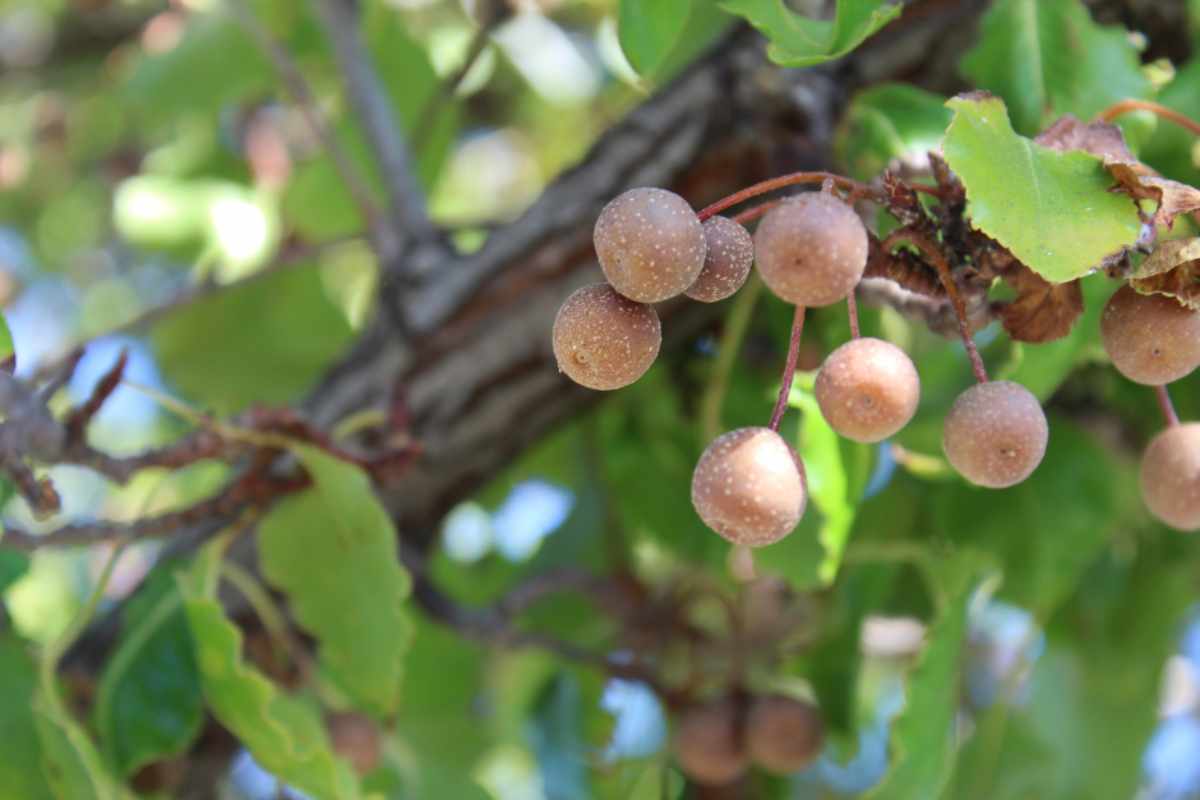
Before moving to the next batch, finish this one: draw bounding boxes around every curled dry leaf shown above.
[1034,115,1135,162]
[999,263,1084,343]
[1130,238,1200,310]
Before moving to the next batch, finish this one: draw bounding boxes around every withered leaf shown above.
[999,263,1084,343]
[1034,115,1135,162]
[1131,237,1200,279]
[1130,239,1200,310]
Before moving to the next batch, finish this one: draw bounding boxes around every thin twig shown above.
[410,18,497,153]
[1156,384,1181,427]
[847,289,861,339]
[883,229,988,383]
[730,199,784,226]
[311,0,433,251]
[225,0,381,232]
[697,171,879,222]
[1097,99,1200,138]
[768,305,806,432]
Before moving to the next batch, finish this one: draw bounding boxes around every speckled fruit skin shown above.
[673,700,747,786]
[752,194,868,307]
[686,216,754,303]
[1141,423,1200,531]
[943,381,1048,489]
[815,337,920,443]
[746,695,824,774]
[552,283,660,391]
[1100,285,1200,385]
[594,187,707,303]
[691,427,807,547]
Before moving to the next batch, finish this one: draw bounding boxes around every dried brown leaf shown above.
[1130,240,1200,310]
[999,263,1084,343]
[1034,115,1136,162]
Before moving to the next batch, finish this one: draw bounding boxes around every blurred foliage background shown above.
[3,0,1200,798]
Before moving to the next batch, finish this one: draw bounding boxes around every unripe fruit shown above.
[753,193,868,307]
[594,187,707,303]
[686,216,754,302]
[814,337,920,443]
[691,427,807,547]
[673,700,747,786]
[552,283,661,390]
[942,381,1048,489]
[746,695,824,774]
[1140,423,1200,530]
[1100,285,1200,385]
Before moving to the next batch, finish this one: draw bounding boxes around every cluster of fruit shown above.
[552,185,1059,548]
[673,694,823,786]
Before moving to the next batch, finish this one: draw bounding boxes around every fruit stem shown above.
[731,199,784,226]
[883,229,988,384]
[700,277,764,445]
[697,172,877,221]
[768,305,806,432]
[847,289,861,339]
[1156,384,1181,427]
[1097,99,1200,138]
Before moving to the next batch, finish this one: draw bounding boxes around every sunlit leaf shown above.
[177,568,362,800]
[942,93,1141,282]
[258,445,411,717]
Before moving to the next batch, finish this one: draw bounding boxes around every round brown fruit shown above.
[593,187,706,303]
[1100,284,1200,385]
[752,193,868,307]
[691,427,807,547]
[686,216,754,302]
[814,337,920,443]
[746,695,824,774]
[673,700,747,786]
[942,381,1048,489]
[1140,422,1200,530]
[552,283,660,391]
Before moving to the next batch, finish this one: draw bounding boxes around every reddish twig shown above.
[65,349,127,442]
[847,290,861,339]
[883,229,988,384]
[768,305,806,432]
[731,199,784,226]
[1097,99,1200,138]
[1,457,61,518]
[1156,384,1181,428]
[697,172,879,221]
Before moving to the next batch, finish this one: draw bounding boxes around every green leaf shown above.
[123,12,271,126]
[869,552,984,800]
[93,571,203,777]
[177,577,362,800]
[948,541,1195,798]
[618,0,693,76]
[0,549,30,594]
[789,380,864,583]
[33,695,122,800]
[151,262,354,415]
[0,636,53,799]
[719,0,901,67]
[960,0,1151,135]
[941,94,1141,283]
[258,444,411,717]
[528,673,588,799]
[836,84,952,181]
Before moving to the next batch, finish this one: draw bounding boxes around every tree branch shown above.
[310,0,433,256]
